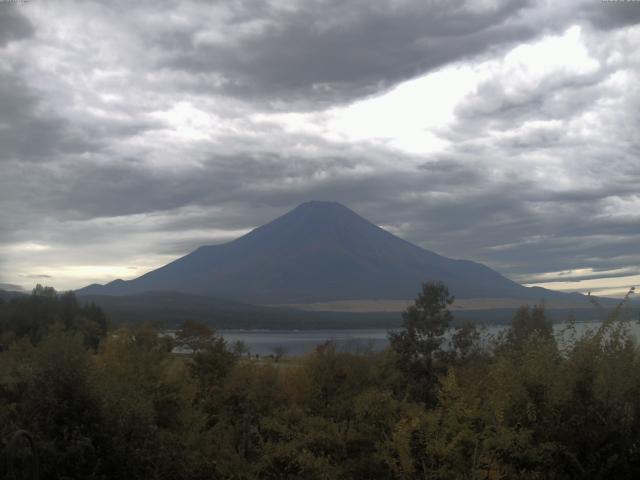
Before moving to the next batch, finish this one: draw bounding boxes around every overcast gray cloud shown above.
[0,4,33,46]
[0,0,638,296]
[148,0,537,107]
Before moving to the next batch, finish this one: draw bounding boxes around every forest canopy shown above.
[0,283,639,479]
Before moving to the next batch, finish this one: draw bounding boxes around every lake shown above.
[217,320,640,356]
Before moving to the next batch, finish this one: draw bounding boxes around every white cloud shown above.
[525,273,639,297]
[1,242,52,253]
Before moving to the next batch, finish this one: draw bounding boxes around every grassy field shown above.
[270,296,596,313]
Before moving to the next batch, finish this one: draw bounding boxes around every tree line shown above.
[0,282,639,479]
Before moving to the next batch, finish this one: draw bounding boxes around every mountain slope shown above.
[77,201,583,304]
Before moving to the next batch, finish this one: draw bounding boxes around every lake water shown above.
[218,320,640,356]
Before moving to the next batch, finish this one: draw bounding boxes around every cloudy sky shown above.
[0,0,638,297]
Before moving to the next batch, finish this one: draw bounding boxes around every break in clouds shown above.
[0,0,638,296]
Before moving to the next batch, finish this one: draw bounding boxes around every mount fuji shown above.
[77,201,583,306]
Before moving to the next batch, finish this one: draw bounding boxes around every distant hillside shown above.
[77,291,401,330]
[0,289,27,301]
[78,201,587,305]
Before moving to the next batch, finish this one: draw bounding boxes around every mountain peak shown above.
[295,200,350,210]
[287,201,362,220]
[241,200,378,247]
[282,200,372,225]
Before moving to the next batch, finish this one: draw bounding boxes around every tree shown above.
[32,284,57,298]
[190,334,240,396]
[77,301,109,350]
[176,320,214,352]
[448,321,483,364]
[0,286,108,348]
[388,281,454,405]
[508,304,552,346]
[22,328,102,479]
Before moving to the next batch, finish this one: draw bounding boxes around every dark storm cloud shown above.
[0,146,370,235]
[452,67,607,134]
[0,5,34,46]
[582,1,640,30]
[456,80,593,130]
[154,0,535,108]
[0,72,100,163]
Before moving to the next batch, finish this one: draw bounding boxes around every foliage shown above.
[507,304,553,347]
[0,285,108,349]
[388,281,454,404]
[1,284,640,479]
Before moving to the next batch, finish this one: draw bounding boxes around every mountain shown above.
[0,283,25,294]
[0,289,28,301]
[77,201,585,305]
